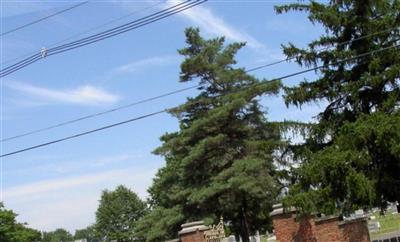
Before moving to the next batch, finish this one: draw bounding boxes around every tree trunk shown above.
[240,201,251,242]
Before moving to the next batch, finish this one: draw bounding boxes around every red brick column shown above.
[178,221,209,242]
[339,218,370,242]
[270,204,300,242]
[314,216,341,242]
[295,216,317,242]
[272,213,298,242]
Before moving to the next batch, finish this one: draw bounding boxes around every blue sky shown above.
[1,0,325,232]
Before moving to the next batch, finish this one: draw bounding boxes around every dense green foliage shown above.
[136,28,283,242]
[42,228,73,242]
[0,203,41,242]
[74,225,100,242]
[276,0,400,215]
[95,185,147,242]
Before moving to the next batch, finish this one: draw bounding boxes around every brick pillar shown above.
[339,217,371,242]
[314,216,341,242]
[178,221,209,242]
[294,216,317,242]
[270,203,299,242]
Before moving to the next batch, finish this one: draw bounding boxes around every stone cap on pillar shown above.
[339,216,368,226]
[178,221,209,235]
[314,215,339,224]
[165,239,180,242]
[269,203,296,216]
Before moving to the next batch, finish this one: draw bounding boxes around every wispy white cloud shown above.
[4,165,161,232]
[2,2,50,18]
[166,0,264,49]
[112,55,180,75]
[89,153,145,166]
[7,98,48,108]
[4,169,139,200]
[5,171,115,199]
[5,81,120,106]
[7,153,147,176]
[17,191,99,232]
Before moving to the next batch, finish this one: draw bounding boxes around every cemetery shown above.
[163,203,400,242]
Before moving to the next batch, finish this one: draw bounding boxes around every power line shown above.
[2,43,398,158]
[0,85,200,142]
[48,1,194,52]
[1,3,395,77]
[1,17,395,77]
[1,110,167,158]
[2,41,398,143]
[0,0,196,75]
[0,0,207,77]
[0,1,164,66]
[3,19,395,69]
[46,1,206,56]
[1,1,89,37]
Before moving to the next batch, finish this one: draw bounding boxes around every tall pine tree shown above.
[276,0,400,214]
[136,28,282,242]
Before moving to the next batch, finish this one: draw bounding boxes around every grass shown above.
[369,213,400,240]
[260,235,268,242]
[260,234,276,242]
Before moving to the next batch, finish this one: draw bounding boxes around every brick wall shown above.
[270,204,370,242]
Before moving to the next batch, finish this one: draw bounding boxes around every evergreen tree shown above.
[136,28,282,242]
[275,0,400,214]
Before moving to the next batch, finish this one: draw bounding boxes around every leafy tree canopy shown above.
[42,228,73,242]
[0,202,41,242]
[95,185,147,242]
[74,225,101,242]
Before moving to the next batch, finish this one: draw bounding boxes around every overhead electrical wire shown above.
[48,1,206,56]
[0,0,207,78]
[1,1,89,37]
[0,0,202,76]
[1,110,167,158]
[0,85,200,142]
[2,29,398,143]
[48,1,194,52]
[2,22,396,73]
[1,18,396,77]
[1,43,398,158]
[0,28,400,142]
[1,1,164,66]
[1,1,396,76]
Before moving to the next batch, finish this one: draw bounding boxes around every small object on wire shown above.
[0,0,206,78]
[41,48,48,58]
